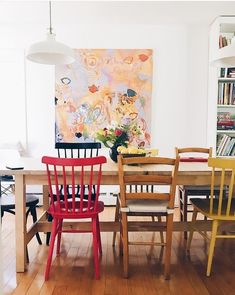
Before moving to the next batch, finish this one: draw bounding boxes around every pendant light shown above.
[26,1,75,65]
[211,37,235,67]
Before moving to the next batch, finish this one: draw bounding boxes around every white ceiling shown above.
[1,1,235,26]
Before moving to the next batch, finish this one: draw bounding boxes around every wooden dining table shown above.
[0,157,221,273]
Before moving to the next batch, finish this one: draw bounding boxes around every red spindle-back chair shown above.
[42,155,107,280]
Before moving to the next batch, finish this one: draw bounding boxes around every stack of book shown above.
[217,134,235,156]
[228,68,235,78]
[217,112,235,130]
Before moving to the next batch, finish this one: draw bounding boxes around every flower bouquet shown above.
[96,125,130,162]
[96,126,129,149]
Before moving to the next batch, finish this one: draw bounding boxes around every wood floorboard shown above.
[2,208,235,295]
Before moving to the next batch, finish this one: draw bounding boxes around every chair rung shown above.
[61,230,91,233]
[195,229,210,241]
[216,235,235,238]
[128,241,165,246]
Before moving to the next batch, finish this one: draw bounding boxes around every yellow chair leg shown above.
[206,220,219,277]
[187,209,198,251]
[164,214,174,280]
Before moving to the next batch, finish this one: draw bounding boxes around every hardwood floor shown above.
[2,207,235,295]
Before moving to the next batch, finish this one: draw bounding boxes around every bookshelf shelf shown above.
[217,104,235,108]
[217,130,235,134]
[218,78,235,82]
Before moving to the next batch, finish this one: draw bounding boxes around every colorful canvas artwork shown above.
[55,49,153,147]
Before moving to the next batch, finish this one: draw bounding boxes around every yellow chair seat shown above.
[190,197,235,220]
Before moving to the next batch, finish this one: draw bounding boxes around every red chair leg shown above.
[45,218,58,281]
[96,216,102,255]
[92,217,100,279]
[56,219,63,256]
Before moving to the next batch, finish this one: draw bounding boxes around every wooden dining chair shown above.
[175,147,222,239]
[187,157,235,276]
[46,142,101,245]
[117,155,179,279]
[42,155,107,280]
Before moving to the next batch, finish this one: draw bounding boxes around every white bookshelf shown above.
[208,16,235,157]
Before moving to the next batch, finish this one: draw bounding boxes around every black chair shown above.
[0,178,42,246]
[0,175,14,195]
[46,142,102,245]
[55,142,101,158]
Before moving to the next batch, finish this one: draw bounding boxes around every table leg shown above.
[15,174,26,272]
[42,185,49,219]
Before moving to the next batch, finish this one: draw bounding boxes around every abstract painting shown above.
[55,49,153,147]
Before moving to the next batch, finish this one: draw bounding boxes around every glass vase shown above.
[109,144,121,163]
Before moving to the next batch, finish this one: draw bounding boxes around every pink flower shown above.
[115,129,122,136]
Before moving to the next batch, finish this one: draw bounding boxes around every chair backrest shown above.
[118,155,179,209]
[42,156,107,214]
[175,147,212,159]
[208,157,235,218]
[55,142,102,196]
[55,142,101,158]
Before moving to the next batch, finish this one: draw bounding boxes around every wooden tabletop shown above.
[0,156,211,176]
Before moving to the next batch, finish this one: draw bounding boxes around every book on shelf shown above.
[217,134,235,156]
[217,111,231,122]
[217,134,228,155]
[217,125,235,130]
[219,67,235,78]
[223,137,233,156]
[224,83,229,104]
[217,83,235,105]
[227,68,235,78]
[226,138,235,156]
[221,135,231,155]
[217,118,235,130]
[231,142,235,156]
[219,33,234,49]
[220,68,228,78]
[217,121,234,126]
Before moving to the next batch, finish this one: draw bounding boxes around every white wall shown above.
[0,22,209,158]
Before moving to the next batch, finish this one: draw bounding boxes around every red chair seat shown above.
[48,200,104,218]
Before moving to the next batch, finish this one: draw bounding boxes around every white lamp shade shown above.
[211,38,235,68]
[26,33,75,65]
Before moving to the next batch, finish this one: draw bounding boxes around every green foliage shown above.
[96,126,129,148]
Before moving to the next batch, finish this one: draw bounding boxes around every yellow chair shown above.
[117,155,179,279]
[187,157,235,276]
